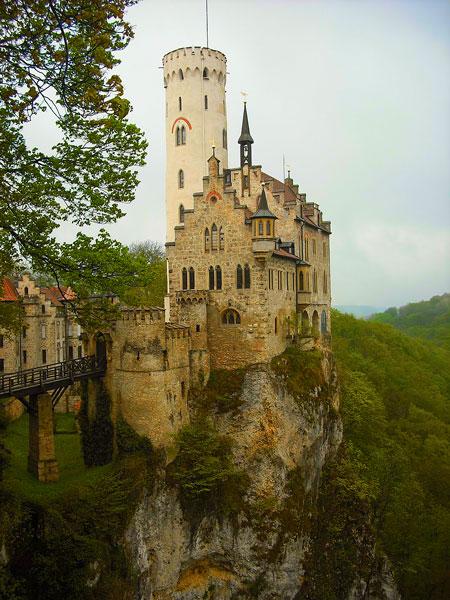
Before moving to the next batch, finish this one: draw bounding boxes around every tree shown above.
[123,241,167,307]
[0,0,150,329]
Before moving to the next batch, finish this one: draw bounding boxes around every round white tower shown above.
[163,46,228,241]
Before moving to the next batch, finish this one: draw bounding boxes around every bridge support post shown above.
[28,393,59,482]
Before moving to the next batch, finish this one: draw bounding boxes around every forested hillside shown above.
[332,309,450,599]
[370,293,450,351]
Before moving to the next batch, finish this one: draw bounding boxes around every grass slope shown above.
[332,309,450,599]
[370,293,450,351]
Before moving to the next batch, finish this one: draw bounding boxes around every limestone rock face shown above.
[124,351,398,599]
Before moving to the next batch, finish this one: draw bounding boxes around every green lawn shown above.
[3,412,113,504]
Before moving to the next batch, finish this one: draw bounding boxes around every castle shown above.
[103,46,332,447]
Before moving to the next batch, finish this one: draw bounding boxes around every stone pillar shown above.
[28,393,59,482]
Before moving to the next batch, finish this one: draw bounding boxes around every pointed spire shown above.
[238,102,254,144]
[251,185,277,219]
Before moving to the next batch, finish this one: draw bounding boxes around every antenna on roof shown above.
[206,0,209,48]
[282,154,286,181]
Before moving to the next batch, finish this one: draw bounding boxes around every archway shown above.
[312,311,320,336]
[302,310,310,335]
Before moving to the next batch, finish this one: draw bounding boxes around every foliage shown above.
[332,309,450,599]
[271,346,325,402]
[122,240,167,307]
[0,0,151,330]
[192,368,245,414]
[371,293,450,352]
[116,416,153,456]
[79,380,114,467]
[168,419,248,515]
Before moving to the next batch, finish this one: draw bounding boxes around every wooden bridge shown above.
[1,354,106,483]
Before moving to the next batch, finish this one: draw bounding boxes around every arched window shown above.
[312,310,320,336]
[323,271,328,294]
[266,220,271,236]
[204,228,210,251]
[178,68,184,80]
[179,204,185,222]
[203,67,209,79]
[209,266,215,290]
[321,310,327,333]
[215,266,222,290]
[24,286,29,296]
[189,267,195,290]
[181,125,186,145]
[211,223,218,250]
[236,264,243,289]
[313,270,318,292]
[244,264,251,289]
[223,129,227,149]
[258,221,263,236]
[178,96,182,111]
[182,268,188,290]
[299,271,304,291]
[219,226,224,250]
[222,309,240,325]
[176,126,181,146]
[204,95,208,109]
[178,169,184,189]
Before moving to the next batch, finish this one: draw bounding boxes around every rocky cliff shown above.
[124,345,400,599]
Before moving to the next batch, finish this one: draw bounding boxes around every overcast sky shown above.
[27,0,450,307]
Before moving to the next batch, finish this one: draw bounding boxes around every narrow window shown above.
[299,271,304,291]
[69,346,73,360]
[286,271,289,290]
[209,266,215,290]
[323,271,328,294]
[189,267,195,290]
[179,68,184,80]
[204,95,208,109]
[236,265,243,289]
[268,269,272,290]
[176,126,181,146]
[182,267,188,290]
[216,266,222,290]
[178,170,184,189]
[0,335,3,348]
[274,317,278,334]
[211,223,218,250]
[195,324,201,332]
[244,264,251,289]
[179,204,185,223]
[204,228,210,251]
[181,126,186,145]
[42,349,47,364]
[258,221,263,236]
[203,67,209,79]
[312,239,317,255]
[0,359,4,372]
[313,270,318,292]
[22,326,26,338]
[22,350,27,364]
[178,96,182,111]
[266,220,271,236]
[41,324,46,339]
[41,305,45,314]
[305,239,309,260]
[223,129,227,149]
[78,346,82,358]
[219,226,224,250]
[24,287,28,296]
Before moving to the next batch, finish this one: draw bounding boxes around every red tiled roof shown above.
[41,286,75,306]
[261,172,298,205]
[273,249,300,261]
[0,277,18,301]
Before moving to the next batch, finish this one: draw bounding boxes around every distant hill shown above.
[332,309,450,599]
[333,305,386,318]
[370,293,450,351]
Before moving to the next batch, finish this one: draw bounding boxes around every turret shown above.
[238,102,253,168]
[163,47,228,242]
[251,185,277,255]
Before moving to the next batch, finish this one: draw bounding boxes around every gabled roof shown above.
[41,286,75,306]
[273,248,300,262]
[0,277,18,302]
[261,172,298,204]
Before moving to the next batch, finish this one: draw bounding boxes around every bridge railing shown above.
[0,355,103,397]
